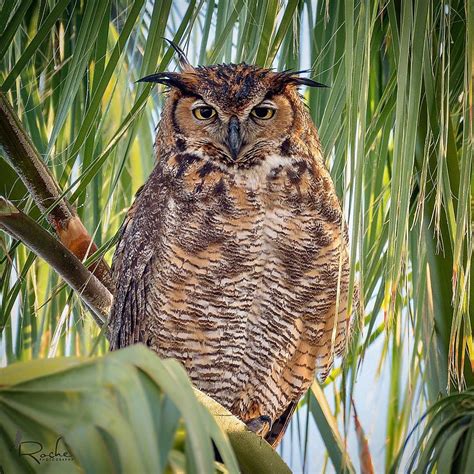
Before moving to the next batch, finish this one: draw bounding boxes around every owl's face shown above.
[140,63,324,167]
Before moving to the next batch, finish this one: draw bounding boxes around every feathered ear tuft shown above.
[163,38,193,71]
[288,76,328,88]
[270,70,328,93]
[137,39,195,91]
[284,70,328,88]
[136,71,196,95]
[137,72,179,86]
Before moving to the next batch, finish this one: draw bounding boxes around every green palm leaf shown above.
[0,344,291,473]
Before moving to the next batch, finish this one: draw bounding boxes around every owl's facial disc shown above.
[189,99,243,159]
[180,97,282,162]
[146,63,327,165]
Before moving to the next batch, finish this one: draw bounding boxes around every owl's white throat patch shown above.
[233,154,294,191]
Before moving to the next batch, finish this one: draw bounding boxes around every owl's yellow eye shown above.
[193,106,216,120]
[251,107,275,120]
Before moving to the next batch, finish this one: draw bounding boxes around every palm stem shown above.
[0,92,113,292]
[0,197,111,326]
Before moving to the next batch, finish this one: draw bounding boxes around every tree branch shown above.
[0,197,112,326]
[0,91,114,292]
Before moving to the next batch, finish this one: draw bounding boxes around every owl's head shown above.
[140,44,325,167]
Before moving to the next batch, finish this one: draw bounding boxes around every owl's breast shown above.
[143,152,345,416]
[159,151,343,316]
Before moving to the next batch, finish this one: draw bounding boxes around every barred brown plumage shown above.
[108,57,354,446]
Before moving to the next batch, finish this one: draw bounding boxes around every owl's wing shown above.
[307,156,355,380]
[265,157,356,446]
[108,168,168,350]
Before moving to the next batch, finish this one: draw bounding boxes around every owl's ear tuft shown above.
[272,70,328,92]
[284,70,328,88]
[163,38,193,71]
[137,72,196,94]
[266,71,327,96]
[137,39,195,90]
[137,72,179,86]
[288,76,328,88]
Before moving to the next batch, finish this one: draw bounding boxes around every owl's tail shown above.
[264,401,298,448]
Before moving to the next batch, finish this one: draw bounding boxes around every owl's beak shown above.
[226,116,242,160]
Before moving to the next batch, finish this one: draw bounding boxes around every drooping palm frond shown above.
[391,389,474,473]
[0,344,292,473]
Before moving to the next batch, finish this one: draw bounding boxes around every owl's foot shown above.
[246,415,273,437]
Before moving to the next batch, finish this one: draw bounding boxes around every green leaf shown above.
[309,383,355,473]
[46,1,111,155]
[1,0,70,92]
[0,345,293,472]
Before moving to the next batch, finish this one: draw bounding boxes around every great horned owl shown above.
[109,47,353,446]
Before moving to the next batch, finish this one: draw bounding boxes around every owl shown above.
[109,45,353,446]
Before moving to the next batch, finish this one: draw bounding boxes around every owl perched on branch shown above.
[109,42,353,446]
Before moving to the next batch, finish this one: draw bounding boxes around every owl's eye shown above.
[193,106,216,120]
[251,107,275,120]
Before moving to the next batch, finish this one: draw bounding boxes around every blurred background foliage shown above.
[0,0,472,472]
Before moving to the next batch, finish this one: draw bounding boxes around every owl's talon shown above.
[246,415,273,437]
